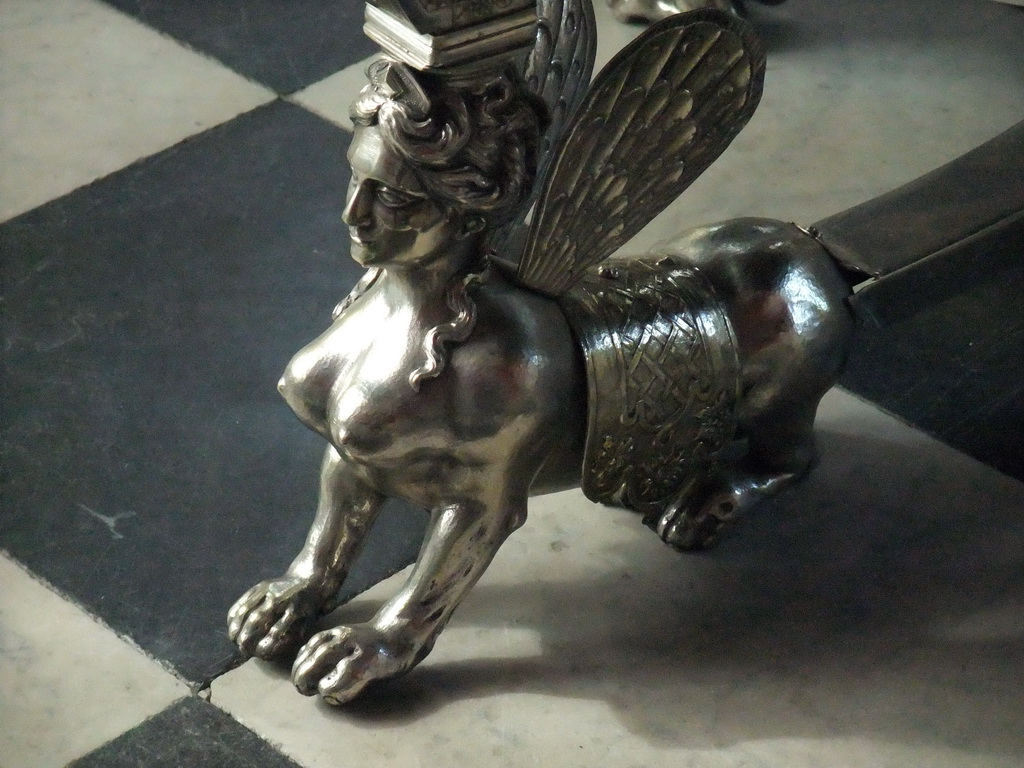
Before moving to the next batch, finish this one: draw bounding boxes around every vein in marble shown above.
[212,389,1024,768]
[0,553,189,768]
[0,0,274,223]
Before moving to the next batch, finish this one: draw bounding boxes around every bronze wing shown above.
[488,0,597,266]
[514,9,766,297]
[523,0,598,193]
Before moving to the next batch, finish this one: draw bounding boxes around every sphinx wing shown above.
[524,0,597,191]
[487,0,596,264]
[514,9,766,297]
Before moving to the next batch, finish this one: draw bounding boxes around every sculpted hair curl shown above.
[350,62,549,227]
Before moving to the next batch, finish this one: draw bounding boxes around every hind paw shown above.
[648,466,808,551]
[646,489,741,551]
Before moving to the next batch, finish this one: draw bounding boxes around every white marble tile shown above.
[289,55,380,132]
[0,0,274,223]
[627,0,1024,251]
[213,389,1024,768]
[0,553,189,768]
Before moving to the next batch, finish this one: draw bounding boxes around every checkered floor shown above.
[3,1,1024,766]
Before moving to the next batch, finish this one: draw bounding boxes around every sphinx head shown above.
[343,59,548,270]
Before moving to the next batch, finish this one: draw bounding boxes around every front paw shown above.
[227,575,334,659]
[291,624,418,705]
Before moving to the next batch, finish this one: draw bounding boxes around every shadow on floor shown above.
[277,427,1024,758]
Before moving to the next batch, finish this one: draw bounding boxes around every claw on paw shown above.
[226,575,333,660]
[291,624,414,705]
[646,494,739,551]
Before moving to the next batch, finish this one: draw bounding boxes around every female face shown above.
[343,126,467,269]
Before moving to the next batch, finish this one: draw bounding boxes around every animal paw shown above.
[227,574,334,659]
[646,489,741,551]
[291,624,417,705]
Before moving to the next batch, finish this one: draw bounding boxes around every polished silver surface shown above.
[364,2,537,71]
[560,256,741,521]
[607,0,735,24]
[228,4,853,704]
[487,0,597,267]
[515,10,765,295]
[648,218,854,548]
[605,0,792,25]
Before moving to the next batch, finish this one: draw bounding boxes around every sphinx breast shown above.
[278,340,342,438]
[327,384,401,465]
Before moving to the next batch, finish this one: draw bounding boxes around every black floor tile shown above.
[1,100,425,683]
[841,264,1024,483]
[101,0,379,94]
[68,697,302,768]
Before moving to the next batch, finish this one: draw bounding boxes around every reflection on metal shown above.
[561,256,740,519]
[515,12,764,295]
[227,1,858,704]
[605,0,790,25]
[608,0,735,24]
[364,0,537,71]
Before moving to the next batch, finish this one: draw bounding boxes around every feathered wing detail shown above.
[486,0,596,264]
[514,9,766,297]
[523,0,597,192]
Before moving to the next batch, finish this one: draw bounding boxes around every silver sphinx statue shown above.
[228,0,853,704]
